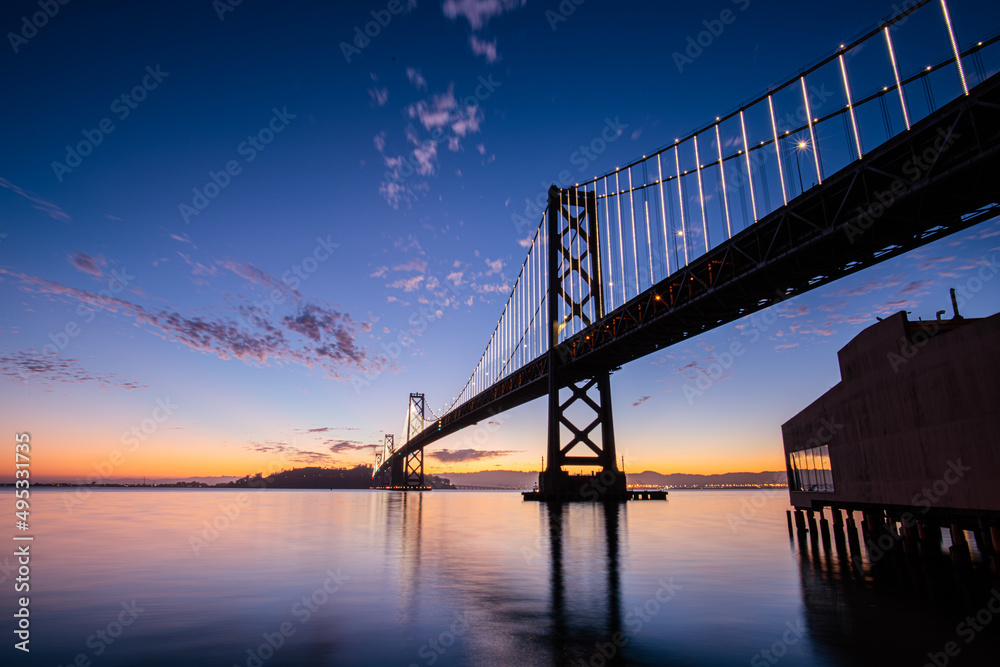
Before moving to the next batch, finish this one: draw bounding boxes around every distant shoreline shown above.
[0,483,788,490]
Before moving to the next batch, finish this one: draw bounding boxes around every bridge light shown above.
[797,141,807,149]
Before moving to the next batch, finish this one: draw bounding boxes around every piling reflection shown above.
[545,501,627,666]
[791,507,1000,665]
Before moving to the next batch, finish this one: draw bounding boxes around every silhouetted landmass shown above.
[220,465,456,489]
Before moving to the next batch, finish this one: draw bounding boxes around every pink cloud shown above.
[388,275,424,292]
[406,67,427,90]
[369,87,389,106]
[442,0,526,30]
[0,176,71,223]
[0,350,147,390]
[469,35,498,63]
[68,252,106,277]
[393,258,428,272]
[0,268,385,380]
[217,259,296,297]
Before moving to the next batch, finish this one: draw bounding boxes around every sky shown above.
[1,0,999,483]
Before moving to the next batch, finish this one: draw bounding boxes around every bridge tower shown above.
[537,184,627,501]
[404,393,426,489]
[372,433,396,488]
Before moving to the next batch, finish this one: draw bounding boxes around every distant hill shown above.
[218,465,454,489]
[436,469,786,488]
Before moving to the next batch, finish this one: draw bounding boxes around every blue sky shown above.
[1,0,998,481]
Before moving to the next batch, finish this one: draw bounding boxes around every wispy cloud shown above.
[388,275,424,292]
[0,176,72,223]
[632,395,651,407]
[369,86,389,107]
[393,257,428,273]
[469,35,499,63]
[442,0,525,30]
[328,441,373,454]
[0,268,386,381]
[448,0,524,62]
[245,441,332,465]
[0,351,147,390]
[177,252,218,280]
[826,276,902,298]
[68,252,106,277]
[377,68,495,207]
[898,279,933,295]
[218,259,296,297]
[405,85,483,139]
[406,67,427,90]
[429,448,519,462]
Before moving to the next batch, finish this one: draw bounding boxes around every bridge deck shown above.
[379,69,1000,473]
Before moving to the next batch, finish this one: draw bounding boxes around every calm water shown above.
[2,488,999,666]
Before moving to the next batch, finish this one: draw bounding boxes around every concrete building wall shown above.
[783,311,1000,515]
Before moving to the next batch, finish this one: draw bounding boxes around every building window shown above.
[788,445,834,492]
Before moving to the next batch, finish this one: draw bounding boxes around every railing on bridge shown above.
[374,0,1000,493]
[447,0,996,414]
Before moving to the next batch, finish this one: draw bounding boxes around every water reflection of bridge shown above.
[379,490,1000,665]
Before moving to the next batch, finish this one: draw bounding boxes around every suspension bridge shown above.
[372,0,1000,500]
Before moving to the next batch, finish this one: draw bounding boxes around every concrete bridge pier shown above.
[846,515,862,558]
[525,186,629,502]
[991,525,1000,573]
[831,509,848,555]
[949,522,971,563]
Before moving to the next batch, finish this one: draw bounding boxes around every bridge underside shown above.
[382,70,1000,474]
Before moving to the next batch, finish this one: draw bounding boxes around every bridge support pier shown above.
[371,434,394,488]
[405,448,424,488]
[389,453,405,487]
[371,394,431,491]
[403,393,427,489]
[532,370,628,501]
[525,185,629,502]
